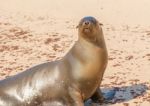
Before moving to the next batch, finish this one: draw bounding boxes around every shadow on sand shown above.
[85,83,148,106]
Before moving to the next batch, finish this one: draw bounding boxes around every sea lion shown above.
[0,16,108,106]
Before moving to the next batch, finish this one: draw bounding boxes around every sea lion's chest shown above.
[70,44,106,99]
[72,43,104,79]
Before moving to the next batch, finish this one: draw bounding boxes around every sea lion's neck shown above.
[78,32,106,49]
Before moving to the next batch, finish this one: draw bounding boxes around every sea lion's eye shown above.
[90,19,97,25]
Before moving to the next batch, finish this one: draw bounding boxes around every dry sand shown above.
[0,0,150,106]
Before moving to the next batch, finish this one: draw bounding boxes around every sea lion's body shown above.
[0,16,108,106]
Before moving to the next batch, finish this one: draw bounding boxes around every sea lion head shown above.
[77,16,102,39]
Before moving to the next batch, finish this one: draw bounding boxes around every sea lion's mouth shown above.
[83,27,91,33]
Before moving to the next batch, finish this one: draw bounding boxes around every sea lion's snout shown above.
[82,20,91,33]
[83,21,90,26]
[82,20,92,33]
[82,20,91,27]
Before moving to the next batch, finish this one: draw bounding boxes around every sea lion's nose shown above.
[83,21,90,25]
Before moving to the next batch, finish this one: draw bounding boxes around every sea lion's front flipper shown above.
[68,88,84,106]
[91,88,105,104]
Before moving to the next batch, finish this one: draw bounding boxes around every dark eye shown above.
[91,19,97,25]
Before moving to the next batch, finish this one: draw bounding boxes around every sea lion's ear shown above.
[76,25,79,28]
[99,22,103,26]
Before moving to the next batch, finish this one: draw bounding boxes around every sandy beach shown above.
[0,0,150,105]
